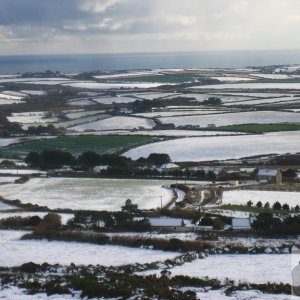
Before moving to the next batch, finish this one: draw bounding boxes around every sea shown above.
[0,50,300,74]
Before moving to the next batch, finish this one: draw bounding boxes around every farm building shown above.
[148,217,192,232]
[257,169,282,184]
[231,218,251,230]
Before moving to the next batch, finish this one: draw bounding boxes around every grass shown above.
[217,204,290,215]
[0,135,157,157]
[200,123,300,133]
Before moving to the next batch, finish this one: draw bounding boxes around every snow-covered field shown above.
[224,96,298,106]
[8,112,58,124]
[158,111,300,127]
[134,110,230,118]
[0,176,19,183]
[250,73,291,79]
[222,190,300,207]
[63,81,166,89]
[0,98,23,105]
[0,138,21,147]
[191,82,300,90]
[69,129,245,137]
[0,212,73,225]
[124,131,300,162]
[0,169,46,175]
[0,230,179,267]
[20,90,46,96]
[70,116,155,131]
[146,254,295,284]
[210,76,253,82]
[0,178,174,210]
[193,289,295,300]
[0,202,17,211]
[92,96,137,104]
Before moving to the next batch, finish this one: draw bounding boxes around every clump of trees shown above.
[34,213,62,235]
[26,124,65,136]
[25,150,76,169]
[68,200,151,232]
[202,97,222,106]
[137,153,171,165]
[252,213,300,235]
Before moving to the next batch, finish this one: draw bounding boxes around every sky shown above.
[0,0,300,55]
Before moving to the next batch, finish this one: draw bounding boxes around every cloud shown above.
[0,0,300,54]
[79,0,121,13]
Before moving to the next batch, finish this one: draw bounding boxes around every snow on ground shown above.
[0,202,17,211]
[0,287,83,300]
[0,178,174,210]
[136,92,181,100]
[0,176,19,184]
[93,70,160,79]
[0,212,73,225]
[0,230,179,267]
[8,112,58,124]
[193,289,296,300]
[124,131,300,162]
[224,96,298,106]
[250,73,291,79]
[20,90,46,96]
[70,116,155,131]
[214,92,290,98]
[145,254,296,284]
[92,96,137,104]
[68,99,97,106]
[158,111,300,127]
[107,232,198,240]
[0,169,46,175]
[0,98,24,105]
[0,138,21,147]
[206,208,251,218]
[64,110,106,120]
[69,130,244,137]
[210,76,253,82]
[134,110,230,118]
[0,92,24,101]
[218,237,299,248]
[222,190,300,207]
[190,82,300,90]
[63,81,167,89]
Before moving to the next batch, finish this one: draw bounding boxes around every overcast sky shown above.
[1,0,300,55]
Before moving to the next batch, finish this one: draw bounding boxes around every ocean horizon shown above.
[0,49,300,74]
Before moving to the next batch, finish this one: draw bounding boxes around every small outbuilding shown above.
[232,218,251,230]
[148,217,192,232]
[257,169,282,184]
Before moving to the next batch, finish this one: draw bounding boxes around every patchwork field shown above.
[0,178,174,210]
[70,116,156,132]
[158,111,300,127]
[153,254,295,284]
[124,131,300,162]
[0,230,178,267]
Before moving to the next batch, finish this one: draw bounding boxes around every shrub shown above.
[34,213,61,235]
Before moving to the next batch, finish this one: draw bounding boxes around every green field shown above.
[202,123,300,134]
[0,135,157,157]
